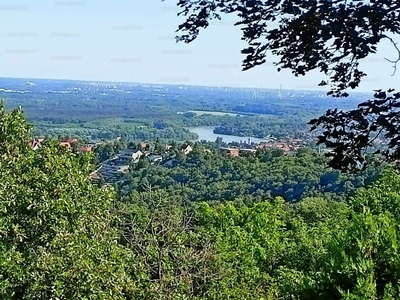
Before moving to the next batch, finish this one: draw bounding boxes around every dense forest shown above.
[2,104,400,299]
[0,78,364,143]
[118,146,380,203]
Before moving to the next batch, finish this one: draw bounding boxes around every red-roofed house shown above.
[59,142,71,149]
[78,147,92,153]
[65,138,77,144]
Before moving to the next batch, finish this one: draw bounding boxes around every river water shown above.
[187,126,266,144]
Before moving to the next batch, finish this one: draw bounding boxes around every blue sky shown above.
[0,0,398,91]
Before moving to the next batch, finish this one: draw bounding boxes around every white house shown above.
[180,143,193,155]
[118,149,143,162]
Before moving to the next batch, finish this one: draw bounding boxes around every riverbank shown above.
[187,126,267,144]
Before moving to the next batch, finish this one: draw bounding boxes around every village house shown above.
[148,154,163,164]
[78,146,92,153]
[98,162,129,180]
[118,149,143,162]
[180,143,193,155]
[95,148,144,182]
[65,138,77,144]
[275,143,291,153]
[30,138,44,150]
[257,140,295,154]
[219,147,240,157]
[59,142,71,149]
[30,137,91,152]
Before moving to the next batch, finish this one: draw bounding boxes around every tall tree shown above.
[117,187,218,299]
[0,104,130,299]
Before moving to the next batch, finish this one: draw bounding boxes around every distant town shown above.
[29,134,318,186]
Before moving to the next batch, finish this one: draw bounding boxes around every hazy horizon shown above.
[1,0,398,92]
[0,76,373,95]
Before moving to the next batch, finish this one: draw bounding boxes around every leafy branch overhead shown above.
[170,0,400,97]
[310,89,400,172]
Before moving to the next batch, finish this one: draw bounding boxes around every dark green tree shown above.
[117,187,218,299]
[0,104,130,299]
